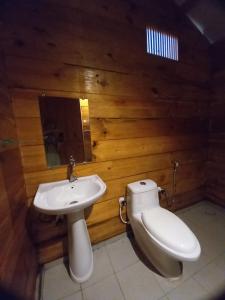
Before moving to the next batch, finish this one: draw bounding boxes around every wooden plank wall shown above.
[0,53,37,299]
[1,0,210,264]
[206,39,225,206]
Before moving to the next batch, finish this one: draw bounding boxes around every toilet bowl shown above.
[127,179,201,279]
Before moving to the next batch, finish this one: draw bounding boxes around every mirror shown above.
[39,96,92,167]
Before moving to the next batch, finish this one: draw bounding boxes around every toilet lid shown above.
[141,207,197,254]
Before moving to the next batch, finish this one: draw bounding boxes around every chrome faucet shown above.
[68,155,77,182]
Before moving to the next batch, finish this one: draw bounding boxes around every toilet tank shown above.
[127,179,159,217]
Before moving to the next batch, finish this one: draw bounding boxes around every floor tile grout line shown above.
[48,287,82,300]
[40,201,225,300]
[80,239,128,299]
[103,235,165,300]
[113,272,127,300]
[41,263,82,300]
[80,234,137,291]
[105,237,140,274]
[191,275,213,294]
[105,238,129,300]
[163,274,206,297]
[159,228,225,297]
[155,242,225,295]
[58,289,82,300]
[80,244,116,292]
[80,287,85,300]
[105,239,167,299]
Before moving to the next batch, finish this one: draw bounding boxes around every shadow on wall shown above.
[214,290,225,300]
[0,286,23,300]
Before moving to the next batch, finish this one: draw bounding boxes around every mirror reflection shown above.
[39,96,92,167]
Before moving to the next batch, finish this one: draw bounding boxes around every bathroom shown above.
[0,0,225,299]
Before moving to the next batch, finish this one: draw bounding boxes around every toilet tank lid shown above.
[127,179,157,193]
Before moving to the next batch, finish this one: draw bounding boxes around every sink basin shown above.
[34,175,106,215]
[33,174,106,283]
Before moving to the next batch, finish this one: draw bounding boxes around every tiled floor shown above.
[39,201,225,300]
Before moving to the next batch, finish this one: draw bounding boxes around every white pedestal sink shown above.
[34,175,106,282]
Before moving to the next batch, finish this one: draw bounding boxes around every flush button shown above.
[140,181,146,185]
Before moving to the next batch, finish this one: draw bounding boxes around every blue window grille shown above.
[146,27,179,61]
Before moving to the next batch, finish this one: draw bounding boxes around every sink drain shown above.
[69,201,78,205]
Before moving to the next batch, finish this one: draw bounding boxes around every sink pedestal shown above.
[34,175,106,282]
[67,211,93,283]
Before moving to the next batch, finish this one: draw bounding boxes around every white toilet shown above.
[127,179,201,279]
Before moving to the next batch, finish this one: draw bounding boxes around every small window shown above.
[146,27,179,61]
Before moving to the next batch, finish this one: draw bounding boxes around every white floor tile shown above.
[106,237,139,272]
[195,231,225,262]
[211,218,225,243]
[199,201,225,219]
[104,232,128,246]
[153,253,209,294]
[61,291,83,300]
[180,202,225,228]
[83,275,124,300]
[153,258,199,294]
[182,254,208,277]
[40,201,225,300]
[153,272,184,294]
[179,206,225,262]
[176,211,196,228]
[167,278,207,300]
[42,263,80,300]
[81,246,114,289]
[213,253,225,272]
[194,219,225,245]
[193,262,225,295]
[117,261,164,300]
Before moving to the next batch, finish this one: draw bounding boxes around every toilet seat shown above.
[141,207,201,261]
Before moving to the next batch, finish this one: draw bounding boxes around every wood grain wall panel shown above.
[6,56,209,103]
[207,40,225,207]
[0,67,37,298]
[210,39,225,73]
[12,95,40,118]
[206,180,225,206]
[15,118,43,146]
[1,0,209,71]
[91,135,206,162]
[91,118,208,140]
[2,25,209,84]
[22,148,207,199]
[89,97,209,119]
[0,99,18,145]
[100,169,173,204]
[2,0,210,263]
[12,89,209,119]
[208,144,225,162]
[172,187,204,210]
[20,145,47,172]
[210,100,225,118]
